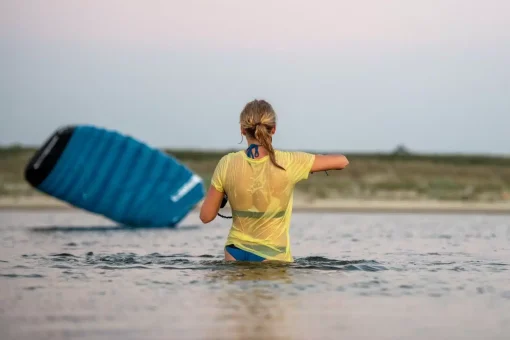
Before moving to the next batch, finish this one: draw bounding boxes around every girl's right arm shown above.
[310,154,349,172]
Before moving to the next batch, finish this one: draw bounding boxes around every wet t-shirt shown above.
[211,150,315,262]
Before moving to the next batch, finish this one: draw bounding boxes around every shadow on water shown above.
[28,224,201,233]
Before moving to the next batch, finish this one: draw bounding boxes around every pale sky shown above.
[1,0,509,154]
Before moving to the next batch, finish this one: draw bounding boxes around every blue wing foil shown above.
[25,125,205,227]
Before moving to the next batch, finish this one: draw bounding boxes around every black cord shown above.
[311,170,329,176]
[218,193,233,219]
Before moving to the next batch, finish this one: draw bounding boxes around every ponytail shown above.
[255,124,285,171]
[239,99,285,170]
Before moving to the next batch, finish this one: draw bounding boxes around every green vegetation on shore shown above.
[1,145,510,202]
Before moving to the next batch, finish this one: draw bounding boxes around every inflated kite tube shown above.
[24,125,205,227]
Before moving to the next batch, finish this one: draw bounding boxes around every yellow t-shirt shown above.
[211,149,315,262]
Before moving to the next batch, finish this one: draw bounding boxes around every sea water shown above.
[0,209,509,340]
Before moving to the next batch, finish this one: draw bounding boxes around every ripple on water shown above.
[50,253,79,257]
[51,264,74,269]
[14,250,509,279]
[95,265,150,270]
[0,273,44,278]
[293,256,387,271]
[25,252,387,273]
[12,265,31,269]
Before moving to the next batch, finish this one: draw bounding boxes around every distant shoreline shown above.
[1,196,509,215]
[3,146,510,206]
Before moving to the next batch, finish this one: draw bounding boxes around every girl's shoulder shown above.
[216,150,245,164]
[219,150,244,158]
[275,149,314,158]
[274,149,315,166]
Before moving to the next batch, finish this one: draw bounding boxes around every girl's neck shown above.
[245,138,268,158]
[245,137,260,146]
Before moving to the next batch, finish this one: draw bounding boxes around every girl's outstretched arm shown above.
[311,154,349,172]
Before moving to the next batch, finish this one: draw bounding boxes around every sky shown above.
[1,0,509,155]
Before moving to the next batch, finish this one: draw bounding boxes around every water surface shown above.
[0,210,509,340]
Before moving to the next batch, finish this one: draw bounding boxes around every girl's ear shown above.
[271,126,276,135]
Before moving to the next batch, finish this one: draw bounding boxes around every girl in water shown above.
[199,99,349,262]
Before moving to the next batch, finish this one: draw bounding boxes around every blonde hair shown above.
[240,99,285,170]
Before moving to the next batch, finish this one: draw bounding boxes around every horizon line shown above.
[1,143,509,158]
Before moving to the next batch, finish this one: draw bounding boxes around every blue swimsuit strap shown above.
[246,143,260,159]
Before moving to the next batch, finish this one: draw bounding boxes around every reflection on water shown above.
[208,262,293,284]
[207,263,294,340]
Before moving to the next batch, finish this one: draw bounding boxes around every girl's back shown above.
[211,149,315,261]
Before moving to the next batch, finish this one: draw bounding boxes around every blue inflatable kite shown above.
[24,125,205,227]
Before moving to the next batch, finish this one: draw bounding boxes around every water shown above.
[0,209,509,340]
